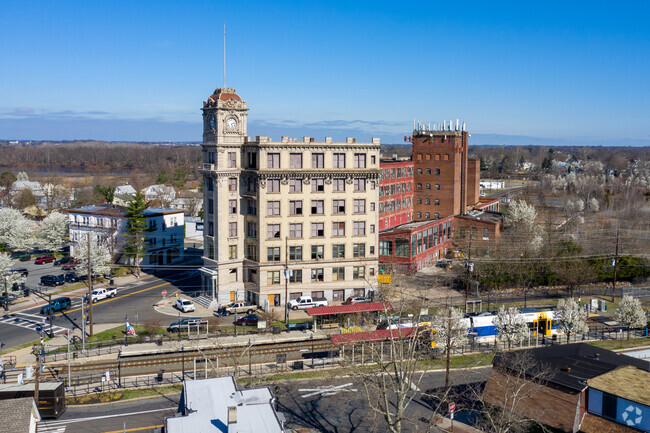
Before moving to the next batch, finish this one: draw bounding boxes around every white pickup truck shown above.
[287,296,328,310]
[89,287,117,303]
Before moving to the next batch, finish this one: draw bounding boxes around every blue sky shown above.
[1,0,649,145]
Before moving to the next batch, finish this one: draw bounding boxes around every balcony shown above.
[201,163,215,171]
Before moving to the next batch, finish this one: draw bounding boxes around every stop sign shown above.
[449,402,455,412]
[162,290,167,296]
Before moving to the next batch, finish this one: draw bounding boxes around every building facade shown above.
[68,205,184,267]
[378,159,414,231]
[199,88,380,308]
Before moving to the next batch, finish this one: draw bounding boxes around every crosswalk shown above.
[36,423,66,433]
[0,312,69,335]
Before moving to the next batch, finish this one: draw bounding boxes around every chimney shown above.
[228,406,237,425]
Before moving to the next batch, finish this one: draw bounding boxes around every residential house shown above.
[142,184,176,206]
[112,184,137,207]
[0,397,41,433]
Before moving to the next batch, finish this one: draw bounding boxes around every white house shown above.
[68,204,185,267]
[142,184,176,204]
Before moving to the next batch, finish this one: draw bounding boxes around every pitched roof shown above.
[588,366,650,406]
[492,343,650,392]
[306,302,391,317]
[0,397,40,433]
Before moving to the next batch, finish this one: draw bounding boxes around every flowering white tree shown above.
[615,295,647,339]
[432,306,468,390]
[554,298,589,343]
[74,237,112,278]
[36,212,68,253]
[0,208,34,252]
[493,306,529,349]
[0,253,25,295]
[504,200,537,229]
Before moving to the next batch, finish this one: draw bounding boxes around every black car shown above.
[9,268,29,277]
[40,275,65,287]
[63,272,79,283]
[167,318,202,332]
[234,315,259,326]
[54,256,72,266]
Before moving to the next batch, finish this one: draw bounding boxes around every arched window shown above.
[426,168,431,175]
[435,184,440,190]
[426,184,431,190]
[417,198,422,204]
[443,154,449,160]
[416,212,422,218]
[483,229,490,240]
[434,199,440,205]
[417,183,422,190]
[435,154,440,160]
[434,213,439,219]
[425,198,430,205]
[417,153,423,161]
[425,212,430,218]
[417,168,422,174]
[435,168,440,175]
[426,154,431,160]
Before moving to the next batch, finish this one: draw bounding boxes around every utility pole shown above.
[284,236,289,326]
[33,339,43,408]
[87,234,94,336]
[465,237,473,306]
[47,293,53,338]
[444,304,452,391]
[612,228,620,303]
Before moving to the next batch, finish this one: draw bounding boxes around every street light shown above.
[117,350,122,388]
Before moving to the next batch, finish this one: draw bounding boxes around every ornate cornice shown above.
[241,143,381,151]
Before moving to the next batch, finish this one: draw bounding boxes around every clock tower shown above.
[199,87,248,307]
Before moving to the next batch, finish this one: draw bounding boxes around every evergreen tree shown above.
[124,192,149,276]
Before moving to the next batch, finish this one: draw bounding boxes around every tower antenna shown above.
[223,23,227,88]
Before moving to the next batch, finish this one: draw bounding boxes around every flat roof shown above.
[588,366,650,406]
[457,210,503,224]
[493,343,650,393]
[380,217,453,234]
[306,302,392,317]
[331,327,419,345]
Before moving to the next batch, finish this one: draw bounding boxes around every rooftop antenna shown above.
[223,23,227,88]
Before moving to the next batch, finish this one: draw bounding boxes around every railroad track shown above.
[3,338,337,383]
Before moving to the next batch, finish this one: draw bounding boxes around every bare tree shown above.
[432,306,468,391]
[478,350,552,433]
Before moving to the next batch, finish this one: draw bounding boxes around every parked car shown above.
[287,296,328,310]
[234,315,259,326]
[40,275,65,287]
[18,254,31,262]
[222,301,256,316]
[35,256,55,264]
[40,297,71,315]
[54,256,72,266]
[63,272,79,283]
[167,317,202,332]
[175,298,195,313]
[344,296,371,305]
[9,268,29,277]
[62,261,80,270]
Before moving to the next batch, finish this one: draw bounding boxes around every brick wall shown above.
[467,158,480,207]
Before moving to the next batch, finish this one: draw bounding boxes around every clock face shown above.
[227,117,238,130]
[208,114,215,130]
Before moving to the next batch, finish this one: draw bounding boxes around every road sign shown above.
[449,402,455,412]
[162,290,167,296]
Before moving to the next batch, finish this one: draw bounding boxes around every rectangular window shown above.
[354,153,366,168]
[247,199,257,216]
[353,266,365,280]
[311,200,324,215]
[247,152,257,169]
[289,246,302,261]
[311,245,324,259]
[370,224,375,233]
[247,178,257,193]
[311,268,324,282]
[332,222,345,237]
[396,239,409,257]
[267,247,281,262]
[246,222,257,237]
[289,269,302,283]
[228,177,238,192]
[332,267,345,281]
[333,153,346,168]
[332,244,345,258]
[208,198,214,214]
[229,199,237,214]
[353,243,366,257]
[333,178,345,192]
[229,245,237,259]
[353,221,366,236]
[353,199,366,214]
[290,153,303,169]
[228,152,236,168]
[289,223,302,238]
[312,153,324,168]
[267,201,280,216]
[311,178,324,192]
[267,153,280,169]
[228,222,237,237]
[289,179,302,193]
[354,178,366,192]
[289,200,303,215]
[371,155,376,165]
[333,199,346,214]
[246,245,258,261]
[267,271,280,285]
[267,224,280,239]
[268,179,280,193]
[379,240,392,256]
[311,222,324,237]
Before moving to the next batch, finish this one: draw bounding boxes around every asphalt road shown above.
[0,267,203,350]
[36,368,490,433]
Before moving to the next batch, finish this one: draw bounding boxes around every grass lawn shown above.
[66,384,183,405]
[588,337,650,351]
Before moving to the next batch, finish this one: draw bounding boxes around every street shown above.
[0,264,203,350]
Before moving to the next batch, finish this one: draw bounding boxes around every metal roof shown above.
[306,302,392,317]
[331,327,420,345]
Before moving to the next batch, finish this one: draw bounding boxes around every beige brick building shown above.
[199,88,380,308]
